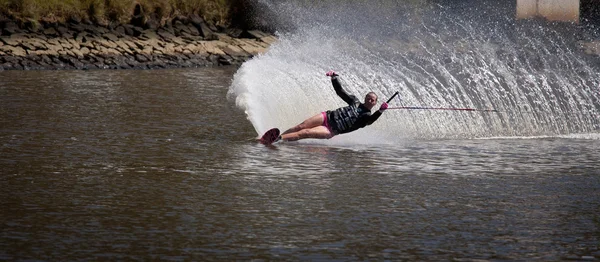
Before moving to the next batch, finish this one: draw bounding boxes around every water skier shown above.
[265,70,389,143]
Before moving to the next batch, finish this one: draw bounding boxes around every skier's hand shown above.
[379,102,388,112]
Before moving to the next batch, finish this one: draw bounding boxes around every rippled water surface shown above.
[1,69,599,261]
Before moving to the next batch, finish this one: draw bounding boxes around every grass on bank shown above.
[0,0,231,26]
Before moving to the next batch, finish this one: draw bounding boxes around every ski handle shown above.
[385,91,399,104]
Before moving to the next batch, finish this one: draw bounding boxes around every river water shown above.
[1,68,599,261]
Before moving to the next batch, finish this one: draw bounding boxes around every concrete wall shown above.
[517,0,580,22]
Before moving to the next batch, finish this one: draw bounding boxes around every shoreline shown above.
[0,17,276,70]
[2,19,600,71]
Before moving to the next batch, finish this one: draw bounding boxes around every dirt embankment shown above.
[0,15,277,70]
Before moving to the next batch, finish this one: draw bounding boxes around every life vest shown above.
[327,99,372,134]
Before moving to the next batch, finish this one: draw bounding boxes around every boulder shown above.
[1,35,25,46]
[43,27,59,37]
[135,53,149,62]
[2,21,21,35]
[45,43,63,53]
[174,21,191,35]
[221,44,250,58]
[189,14,216,39]
[121,25,137,36]
[80,47,91,55]
[71,49,85,59]
[96,39,118,49]
[157,30,175,41]
[260,35,278,45]
[186,25,200,36]
[226,28,244,38]
[245,30,270,39]
[20,42,37,51]
[218,54,233,65]
[67,39,80,49]
[103,33,119,42]
[115,26,126,36]
[162,43,175,54]
[58,39,73,49]
[28,39,48,50]
[236,39,267,55]
[115,40,131,52]
[1,45,27,56]
[56,26,69,36]
[201,41,226,56]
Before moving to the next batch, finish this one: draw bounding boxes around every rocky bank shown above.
[0,16,277,70]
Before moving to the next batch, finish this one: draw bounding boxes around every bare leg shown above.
[281,113,325,136]
[281,126,333,141]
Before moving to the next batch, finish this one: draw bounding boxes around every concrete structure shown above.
[517,0,580,22]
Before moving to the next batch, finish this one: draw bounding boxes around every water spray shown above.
[386,92,499,112]
[388,106,499,112]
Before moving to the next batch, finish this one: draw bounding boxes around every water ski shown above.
[259,128,281,145]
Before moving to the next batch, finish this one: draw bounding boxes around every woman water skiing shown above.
[264,70,389,143]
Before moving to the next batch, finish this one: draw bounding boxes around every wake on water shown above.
[227,0,600,143]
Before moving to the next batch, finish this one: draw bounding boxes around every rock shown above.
[245,30,270,39]
[1,34,25,46]
[32,33,47,41]
[218,55,233,65]
[186,25,200,36]
[58,39,73,49]
[20,42,37,51]
[11,61,24,70]
[226,28,244,38]
[56,26,69,36]
[115,26,126,36]
[260,35,278,45]
[45,43,63,53]
[141,30,159,40]
[141,46,153,55]
[2,21,21,35]
[189,14,216,39]
[237,38,267,55]
[145,15,160,30]
[114,40,130,52]
[135,53,149,62]
[157,30,175,41]
[67,39,80,49]
[67,15,82,25]
[43,27,59,37]
[162,42,175,54]
[103,33,119,42]
[30,39,48,50]
[183,43,207,55]
[1,45,27,56]
[80,47,91,55]
[215,33,234,44]
[71,49,84,59]
[174,21,191,35]
[221,44,250,58]
[96,39,118,49]
[0,17,277,70]
[122,39,139,50]
[171,36,186,46]
[201,41,226,56]
[2,55,18,63]
[70,24,86,33]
